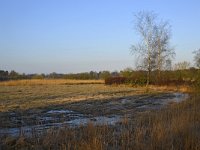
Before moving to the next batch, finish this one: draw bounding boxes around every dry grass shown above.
[0,83,144,113]
[2,94,199,150]
[147,85,192,93]
[0,79,104,86]
[132,94,200,149]
[0,81,199,149]
[1,94,200,150]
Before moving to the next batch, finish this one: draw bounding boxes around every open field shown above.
[0,79,104,86]
[0,82,147,112]
[0,79,197,149]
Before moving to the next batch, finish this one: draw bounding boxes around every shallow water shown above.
[0,114,121,137]
[46,110,74,114]
[0,92,189,137]
[67,115,121,126]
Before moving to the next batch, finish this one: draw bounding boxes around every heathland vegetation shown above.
[0,77,199,149]
[1,11,200,150]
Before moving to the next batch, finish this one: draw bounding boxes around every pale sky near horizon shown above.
[0,0,200,74]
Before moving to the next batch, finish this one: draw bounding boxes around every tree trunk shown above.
[146,45,151,87]
[146,68,150,87]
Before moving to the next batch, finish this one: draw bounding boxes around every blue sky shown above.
[0,0,200,73]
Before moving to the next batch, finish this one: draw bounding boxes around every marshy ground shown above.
[0,80,188,138]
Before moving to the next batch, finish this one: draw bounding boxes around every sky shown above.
[0,0,200,74]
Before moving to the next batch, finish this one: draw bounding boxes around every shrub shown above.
[105,76,147,86]
[105,77,126,85]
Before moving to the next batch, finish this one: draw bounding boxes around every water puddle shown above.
[46,110,74,114]
[0,109,121,137]
[0,92,189,137]
[67,115,121,126]
[136,93,189,110]
[170,92,189,103]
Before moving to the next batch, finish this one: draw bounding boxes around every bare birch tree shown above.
[131,11,174,86]
[154,21,175,79]
[131,11,157,86]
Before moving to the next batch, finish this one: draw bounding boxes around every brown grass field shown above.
[0,79,199,149]
[0,79,104,86]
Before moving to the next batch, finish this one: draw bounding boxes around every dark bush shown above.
[105,77,126,85]
[105,76,147,86]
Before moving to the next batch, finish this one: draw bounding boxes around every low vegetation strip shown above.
[0,79,104,86]
[105,76,197,86]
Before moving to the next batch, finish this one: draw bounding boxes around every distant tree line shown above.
[1,67,200,87]
[0,70,119,81]
[0,70,28,81]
